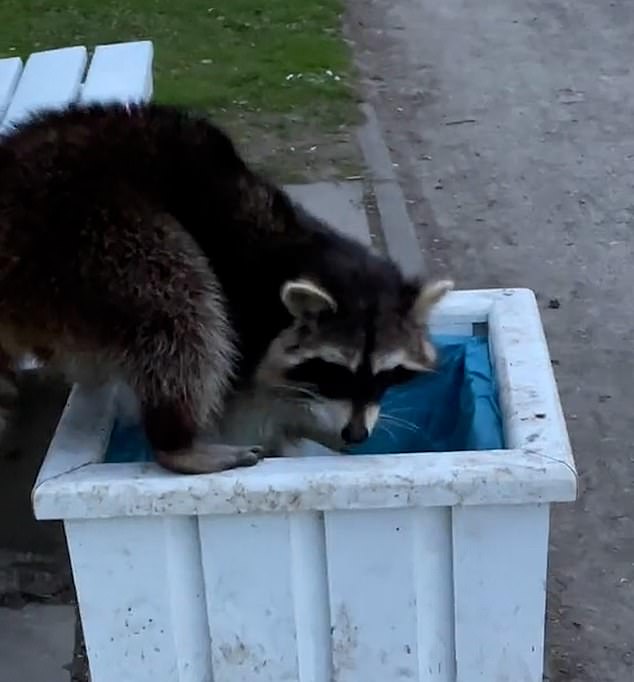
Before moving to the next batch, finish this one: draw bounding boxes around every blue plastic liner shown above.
[104,335,504,464]
[345,335,504,455]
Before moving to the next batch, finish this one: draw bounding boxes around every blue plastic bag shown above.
[345,335,504,455]
[105,335,504,464]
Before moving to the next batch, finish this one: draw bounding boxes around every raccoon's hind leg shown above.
[141,336,261,474]
[132,278,264,473]
[40,200,264,474]
[142,395,263,474]
[2,196,262,473]
[107,213,263,474]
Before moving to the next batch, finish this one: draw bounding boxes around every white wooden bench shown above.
[0,40,154,133]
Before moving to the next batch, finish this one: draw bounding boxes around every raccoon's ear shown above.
[281,279,338,318]
[411,279,454,324]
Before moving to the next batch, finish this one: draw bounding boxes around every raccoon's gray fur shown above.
[0,102,452,474]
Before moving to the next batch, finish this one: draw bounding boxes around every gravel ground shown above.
[346,1,634,679]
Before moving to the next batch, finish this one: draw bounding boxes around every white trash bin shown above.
[32,288,576,682]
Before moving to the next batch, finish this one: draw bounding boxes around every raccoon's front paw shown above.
[155,443,263,474]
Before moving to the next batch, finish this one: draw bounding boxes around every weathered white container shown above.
[32,288,576,682]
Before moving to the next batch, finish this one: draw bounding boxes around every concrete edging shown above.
[357,102,424,277]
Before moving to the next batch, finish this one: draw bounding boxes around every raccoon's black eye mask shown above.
[286,358,420,401]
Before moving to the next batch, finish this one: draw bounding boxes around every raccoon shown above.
[0,102,452,474]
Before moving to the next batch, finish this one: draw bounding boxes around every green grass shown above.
[0,0,358,125]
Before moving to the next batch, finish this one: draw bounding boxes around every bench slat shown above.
[80,41,154,105]
[0,46,88,133]
[0,57,23,124]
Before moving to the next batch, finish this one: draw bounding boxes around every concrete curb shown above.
[357,103,424,277]
[285,181,372,247]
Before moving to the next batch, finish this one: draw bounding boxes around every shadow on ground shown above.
[0,372,70,602]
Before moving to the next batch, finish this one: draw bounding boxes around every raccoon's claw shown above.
[241,446,264,463]
[156,443,263,475]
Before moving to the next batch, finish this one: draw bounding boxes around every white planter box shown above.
[32,288,576,682]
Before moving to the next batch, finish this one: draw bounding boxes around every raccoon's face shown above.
[254,276,453,451]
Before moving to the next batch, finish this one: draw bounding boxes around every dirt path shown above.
[346,1,634,679]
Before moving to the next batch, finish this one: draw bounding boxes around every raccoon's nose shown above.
[341,423,368,444]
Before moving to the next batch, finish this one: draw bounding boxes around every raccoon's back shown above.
[0,103,246,300]
[0,102,245,234]
[0,105,241,349]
